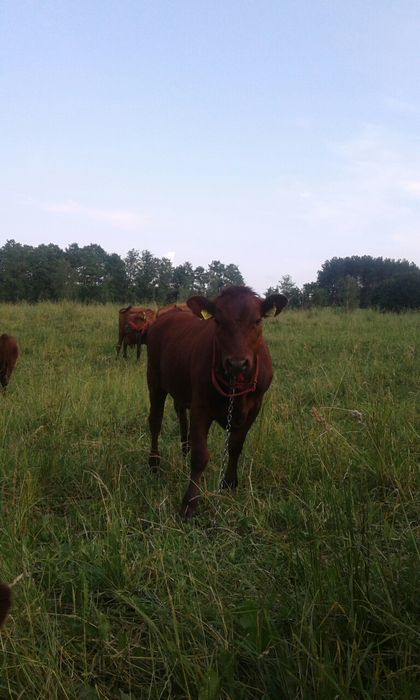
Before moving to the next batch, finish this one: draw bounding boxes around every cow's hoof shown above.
[180,499,199,520]
[149,454,160,473]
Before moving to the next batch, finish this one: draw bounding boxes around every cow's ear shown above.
[187,296,216,319]
[261,294,288,317]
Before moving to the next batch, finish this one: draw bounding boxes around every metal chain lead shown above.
[218,389,235,491]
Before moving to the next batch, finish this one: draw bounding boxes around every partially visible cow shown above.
[146,285,288,517]
[116,306,157,361]
[0,582,11,627]
[156,303,192,317]
[0,334,19,389]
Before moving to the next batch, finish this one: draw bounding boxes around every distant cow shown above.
[0,334,19,388]
[116,306,157,361]
[156,303,192,317]
[0,582,11,627]
[146,285,288,517]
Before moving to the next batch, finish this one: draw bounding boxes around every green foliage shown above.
[337,274,360,310]
[0,304,419,698]
[372,270,420,311]
[317,255,419,308]
[266,274,302,308]
[0,241,245,305]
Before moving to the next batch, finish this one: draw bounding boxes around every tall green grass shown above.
[0,303,419,699]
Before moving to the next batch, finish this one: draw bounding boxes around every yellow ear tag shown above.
[201,309,213,320]
[264,305,277,318]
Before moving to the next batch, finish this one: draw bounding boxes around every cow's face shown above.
[188,288,287,378]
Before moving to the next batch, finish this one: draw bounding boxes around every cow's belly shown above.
[160,358,193,407]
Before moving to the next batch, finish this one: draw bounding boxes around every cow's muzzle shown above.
[224,357,250,377]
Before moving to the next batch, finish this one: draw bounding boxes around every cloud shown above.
[271,125,420,271]
[40,199,148,232]
[400,180,420,198]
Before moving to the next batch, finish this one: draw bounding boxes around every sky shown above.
[1,0,420,294]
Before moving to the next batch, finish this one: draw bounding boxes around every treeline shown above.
[0,240,244,304]
[267,256,420,312]
[1,241,419,310]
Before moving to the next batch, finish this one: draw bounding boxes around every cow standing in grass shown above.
[0,334,19,389]
[116,306,157,361]
[146,285,287,517]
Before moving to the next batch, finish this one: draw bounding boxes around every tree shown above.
[103,253,128,302]
[27,244,72,301]
[192,266,207,294]
[337,275,360,310]
[171,262,195,300]
[206,260,227,297]
[267,275,302,309]
[317,255,419,307]
[205,260,245,297]
[0,240,33,301]
[124,249,141,301]
[0,239,247,304]
[301,282,329,308]
[66,243,108,302]
[154,257,174,303]
[372,271,420,311]
[134,250,159,301]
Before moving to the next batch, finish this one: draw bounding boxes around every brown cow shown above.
[0,582,11,627]
[146,285,287,517]
[0,334,19,389]
[156,303,192,317]
[116,306,157,361]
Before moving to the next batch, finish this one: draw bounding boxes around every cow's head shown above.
[187,286,287,378]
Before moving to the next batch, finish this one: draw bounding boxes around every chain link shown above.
[218,389,235,491]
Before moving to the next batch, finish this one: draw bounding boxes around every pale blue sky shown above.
[1,1,420,293]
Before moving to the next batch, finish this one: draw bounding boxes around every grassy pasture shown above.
[0,302,419,699]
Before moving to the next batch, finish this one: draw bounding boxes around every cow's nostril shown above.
[225,358,249,375]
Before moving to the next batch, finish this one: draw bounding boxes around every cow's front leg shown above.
[181,411,212,518]
[221,400,262,490]
[136,342,142,362]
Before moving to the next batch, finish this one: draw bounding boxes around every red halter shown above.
[211,339,259,397]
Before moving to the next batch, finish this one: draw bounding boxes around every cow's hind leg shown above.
[136,342,142,362]
[148,388,167,473]
[174,401,190,456]
[123,340,128,359]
